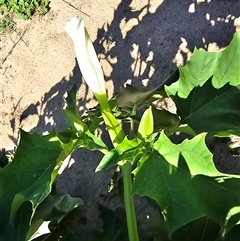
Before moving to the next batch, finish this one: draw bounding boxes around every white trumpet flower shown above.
[63,17,125,145]
[63,17,109,108]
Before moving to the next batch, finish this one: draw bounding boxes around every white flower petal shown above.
[63,17,106,96]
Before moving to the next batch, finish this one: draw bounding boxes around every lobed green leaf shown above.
[0,130,73,239]
[133,132,240,237]
[165,32,240,98]
[172,81,240,137]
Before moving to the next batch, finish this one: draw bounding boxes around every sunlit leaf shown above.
[137,106,154,140]
[133,132,240,236]
[165,32,240,98]
[212,32,240,88]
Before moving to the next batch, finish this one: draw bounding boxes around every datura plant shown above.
[0,17,240,241]
[63,17,138,241]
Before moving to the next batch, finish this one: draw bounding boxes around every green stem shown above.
[121,162,139,241]
[100,102,138,240]
[102,109,125,146]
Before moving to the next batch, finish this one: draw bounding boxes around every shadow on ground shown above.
[12,1,240,239]
[18,0,240,138]
[14,0,239,189]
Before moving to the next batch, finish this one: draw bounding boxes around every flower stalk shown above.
[121,161,139,241]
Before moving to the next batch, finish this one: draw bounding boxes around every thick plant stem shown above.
[121,161,139,241]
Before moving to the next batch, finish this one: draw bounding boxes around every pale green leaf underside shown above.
[154,132,218,176]
[165,32,240,98]
[137,106,154,139]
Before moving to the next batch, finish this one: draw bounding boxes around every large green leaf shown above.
[132,132,240,237]
[164,32,240,137]
[212,32,240,88]
[0,201,33,241]
[0,130,73,240]
[172,81,240,136]
[165,49,219,98]
[165,32,240,98]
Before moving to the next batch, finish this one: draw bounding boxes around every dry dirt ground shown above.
[1,0,240,239]
[1,0,240,149]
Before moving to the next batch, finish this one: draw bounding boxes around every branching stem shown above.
[121,161,139,241]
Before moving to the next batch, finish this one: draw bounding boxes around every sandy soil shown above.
[0,0,120,149]
[1,0,240,150]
